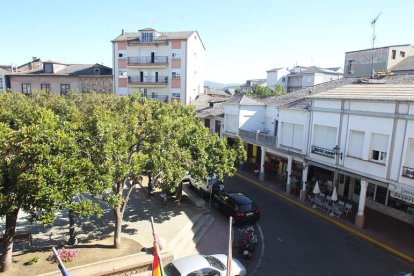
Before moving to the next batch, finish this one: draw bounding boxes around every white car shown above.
[184,175,223,197]
[163,254,246,276]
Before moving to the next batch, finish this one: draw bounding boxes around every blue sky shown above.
[1,0,413,83]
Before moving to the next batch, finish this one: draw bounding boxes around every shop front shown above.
[263,152,288,183]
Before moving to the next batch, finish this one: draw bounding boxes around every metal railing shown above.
[239,129,277,149]
[128,76,168,84]
[311,145,335,158]
[142,94,168,103]
[128,56,168,65]
[402,166,414,179]
[127,37,168,45]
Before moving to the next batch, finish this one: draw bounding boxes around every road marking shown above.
[250,223,264,276]
[236,173,414,264]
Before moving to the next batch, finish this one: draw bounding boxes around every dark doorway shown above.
[151,52,155,63]
[140,72,144,82]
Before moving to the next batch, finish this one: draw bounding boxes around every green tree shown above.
[244,84,286,98]
[0,92,98,272]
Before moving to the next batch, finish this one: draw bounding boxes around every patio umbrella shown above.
[330,186,338,216]
[313,181,320,195]
[312,181,320,209]
[331,186,338,202]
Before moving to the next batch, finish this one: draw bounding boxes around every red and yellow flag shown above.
[152,233,163,276]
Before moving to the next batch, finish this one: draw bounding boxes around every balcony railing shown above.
[128,56,168,65]
[311,145,335,158]
[402,166,414,179]
[127,37,168,45]
[239,129,277,149]
[128,76,168,84]
[142,94,168,103]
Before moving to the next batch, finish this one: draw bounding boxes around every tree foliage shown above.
[0,91,247,270]
[245,84,286,98]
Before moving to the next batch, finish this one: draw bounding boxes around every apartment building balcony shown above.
[127,37,168,46]
[402,166,414,179]
[311,145,335,158]
[239,129,277,150]
[142,93,169,103]
[128,56,168,67]
[128,76,168,87]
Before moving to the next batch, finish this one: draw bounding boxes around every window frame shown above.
[22,83,31,94]
[41,83,51,92]
[60,84,71,94]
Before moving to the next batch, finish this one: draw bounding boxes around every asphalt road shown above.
[222,175,412,276]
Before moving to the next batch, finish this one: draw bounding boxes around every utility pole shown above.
[370,12,382,78]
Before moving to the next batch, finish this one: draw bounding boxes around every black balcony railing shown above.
[128,56,168,65]
[402,166,414,179]
[311,145,335,158]
[128,76,168,84]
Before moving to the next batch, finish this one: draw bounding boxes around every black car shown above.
[213,192,260,225]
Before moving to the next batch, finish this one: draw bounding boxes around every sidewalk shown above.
[236,170,414,263]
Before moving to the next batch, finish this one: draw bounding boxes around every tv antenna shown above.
[370,12,381,78]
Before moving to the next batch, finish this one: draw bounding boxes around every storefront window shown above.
[375,186,388,204]
[354,179,361,195]
[387,193,414,214]
[367,183,375,200]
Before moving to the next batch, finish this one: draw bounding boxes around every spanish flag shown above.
[152,233,163,276]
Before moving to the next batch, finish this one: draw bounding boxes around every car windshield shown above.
[163,263,181,276]
[203,255,225,271]
[237,203,256,212]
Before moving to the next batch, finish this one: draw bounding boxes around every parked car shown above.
[184,174,224,197]
[213,192,260,225]
[163,254,246,276]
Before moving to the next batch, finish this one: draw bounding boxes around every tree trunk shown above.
[1,208,19,272]
[175,182,183,202]
[68,209,78,246]
[113,207,122,248]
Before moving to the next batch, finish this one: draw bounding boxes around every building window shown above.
[172,72,181,79]
[347,60,355,74]
[142,32,153,43]
[60,84,70,94]
[392,50,397,59]
[400,51,406,58]
[313,125,337,149]
[171,92,180,98]
[370,133,388,163]
[0,78,3,90]
[44,63,53,73]
[204,119,210,129]
[22,83,31,94]
[41,83,51,92]
[280,122,304,150]
[94,68,100,75]
[172,52,181,59]
[119,70,127,77]
[375,186,387,204]
[348,130,364,158]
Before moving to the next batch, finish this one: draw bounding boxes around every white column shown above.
[259,147,265,181]
[355,179,368,228]
[300,164,309,201]
[286,156,292,194]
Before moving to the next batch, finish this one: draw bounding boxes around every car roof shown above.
[170,254,210,274]
[228,192,253,204]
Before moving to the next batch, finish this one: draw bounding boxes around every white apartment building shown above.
[266,67,290,91]
[111,28,205,104]
[222,76,414,227]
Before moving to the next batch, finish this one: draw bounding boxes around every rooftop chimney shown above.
[121,29,124,35]
[32,57,37,61]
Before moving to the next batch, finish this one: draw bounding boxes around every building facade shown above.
[222,76,414,227]
[7,60,112,94]
[111,28,205,104]
[344,44,414,78]
[266,67,290,91]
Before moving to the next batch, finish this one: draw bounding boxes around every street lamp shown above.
[333,145,343,160]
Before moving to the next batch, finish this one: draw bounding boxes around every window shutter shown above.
[281,123,293,147]
[371,133,388,152]
[406,138,414,168]
[293,124,304,150]
[348,130,364,158]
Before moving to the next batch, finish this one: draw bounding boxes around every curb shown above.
[236,172,414,264]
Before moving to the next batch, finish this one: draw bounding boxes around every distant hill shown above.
[205,80,241,89]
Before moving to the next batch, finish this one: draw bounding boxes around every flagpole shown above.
[151,216,165,275]
[226,216,233,275]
